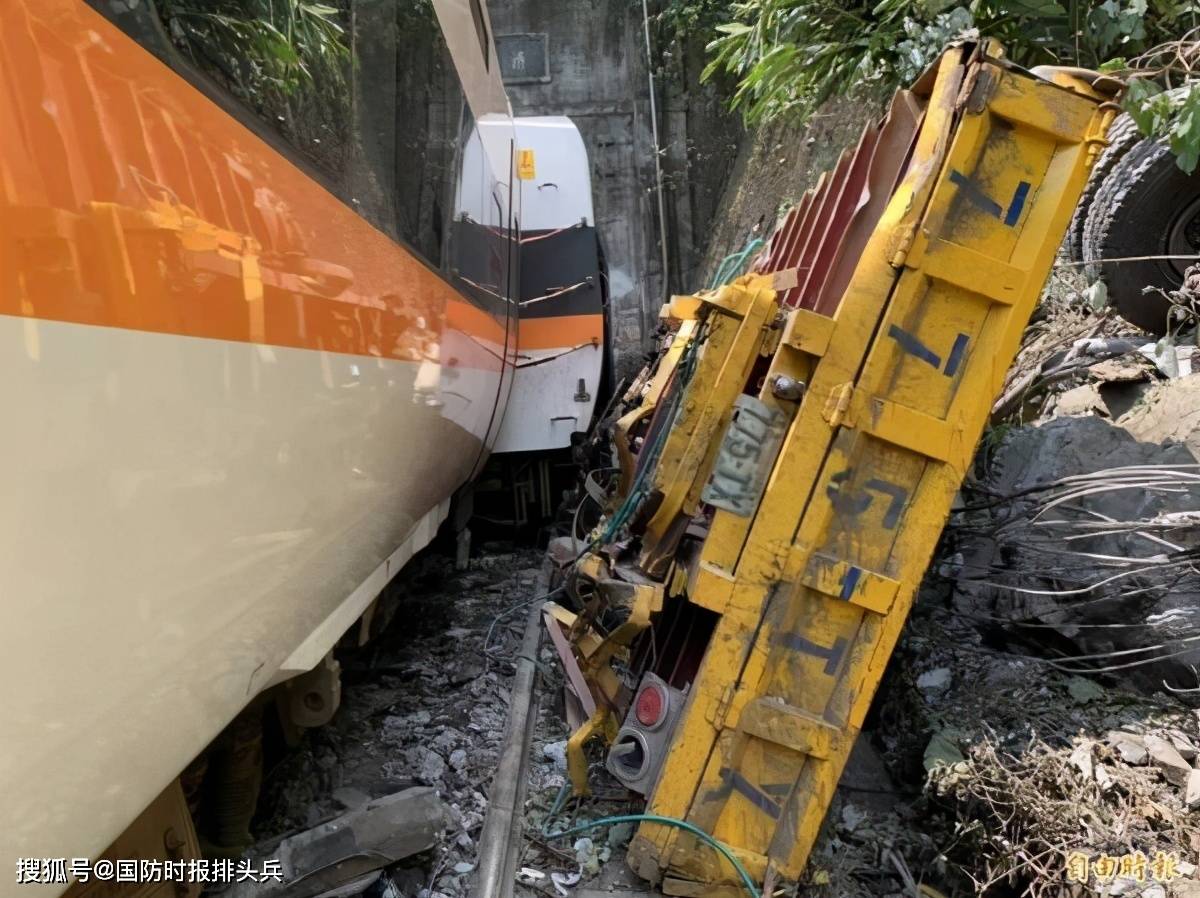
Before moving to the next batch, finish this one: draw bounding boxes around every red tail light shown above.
[635,683,666,727]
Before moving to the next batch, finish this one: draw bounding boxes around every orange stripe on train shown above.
[0,1,508,363]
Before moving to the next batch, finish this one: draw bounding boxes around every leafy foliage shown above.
[156,0,349,105]
[703,0,1198,127]
[1116,34,1200,172]
[655,0,741,37]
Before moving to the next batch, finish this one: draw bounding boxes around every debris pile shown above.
[248,549,545,898]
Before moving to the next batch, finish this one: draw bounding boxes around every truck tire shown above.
[1065,112,1142,263]
[1081,138,1200,333]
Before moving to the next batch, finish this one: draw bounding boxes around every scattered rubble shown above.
[247,548,546,898]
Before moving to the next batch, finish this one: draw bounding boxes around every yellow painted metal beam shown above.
[617,45,1113,891]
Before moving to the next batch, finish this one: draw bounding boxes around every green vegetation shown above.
[156,0,349,105]
[694,0,1200,170]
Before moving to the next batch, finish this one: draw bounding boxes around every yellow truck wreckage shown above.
[546,41,1121,896]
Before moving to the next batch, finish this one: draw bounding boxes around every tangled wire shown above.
[948,462,1200,686]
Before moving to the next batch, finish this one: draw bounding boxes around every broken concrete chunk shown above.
[1114,741,1149,766]
[1053,383,1108,418]
[1166,728,1198,761]
[1144,735,1192,786]
[1069,742,1094,781]
[1106,730,1145,747]
[916,667,952,693]
[1186,768,1200,810]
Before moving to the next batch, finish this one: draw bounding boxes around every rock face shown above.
[953,415,1200,693]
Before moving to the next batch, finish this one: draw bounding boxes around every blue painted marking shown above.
[780,633,849,675]
[887,324,941,368]
[949,169,1003,218]
[943,333,970,378]
[864,478,908,528]
[1004,181,1031,226]
[840,566,862,601]
[720,768,782,819]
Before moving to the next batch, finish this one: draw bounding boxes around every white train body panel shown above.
[493,117,607,454]
[0,0,523,888]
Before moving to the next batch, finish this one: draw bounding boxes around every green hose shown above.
[545,813,761,898]
[709,236,765,290]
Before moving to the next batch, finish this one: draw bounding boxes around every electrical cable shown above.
[545,813,760,898]
[482,586,565,657]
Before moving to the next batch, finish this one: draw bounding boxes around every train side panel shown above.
[0,0,514,878]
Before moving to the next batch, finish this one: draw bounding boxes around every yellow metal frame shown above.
[564,41,1116,893]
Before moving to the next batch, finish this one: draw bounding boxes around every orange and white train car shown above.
[0,0,603,892]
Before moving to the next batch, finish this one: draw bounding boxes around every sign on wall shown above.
[497,33,551,84]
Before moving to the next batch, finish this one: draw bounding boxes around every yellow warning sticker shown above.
[517,149,536,181]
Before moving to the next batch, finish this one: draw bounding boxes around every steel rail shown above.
[472,596,545,898]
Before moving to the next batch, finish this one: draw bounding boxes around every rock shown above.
[417,748,446,782]
[432,729,462,753]
[448,749,467,771]
[1144,735,1192,786]
[332,787,371,810]
[543,740,568,770]
[1114,741,1149,766]
[1186,768,1200,810]
[916,668,951,693]
[604,821,634,848]
[1069,742,1094,780]
[924,731,966,771]
[1066,676,1105,704]
[840,803,866,833]
[1166,728,1198,761]
[1054,382,1107,417]
[451,862,474,875]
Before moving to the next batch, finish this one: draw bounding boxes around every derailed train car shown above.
[0,0,601,892]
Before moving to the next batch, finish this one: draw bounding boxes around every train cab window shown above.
[84,0,469,274]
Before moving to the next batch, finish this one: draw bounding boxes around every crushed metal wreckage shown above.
[536,40,1124,896]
